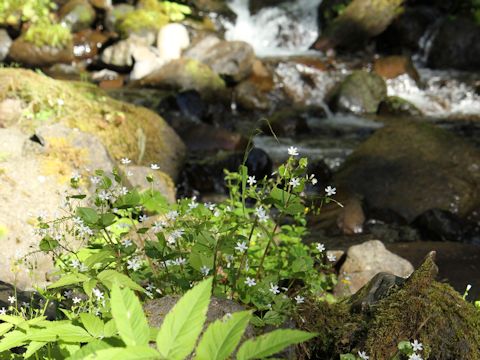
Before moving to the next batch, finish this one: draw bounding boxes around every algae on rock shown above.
[0,68,186,180]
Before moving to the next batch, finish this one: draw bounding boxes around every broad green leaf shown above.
[84,249,116,268]
[340,354,356,360]
[236,329,317,360]
[111,283,150,346]
[98,269,144,292]
[39,236,59,251]
[47,273,89,289]
[76,207,99,225]
[101,213,116,227]
[0,315,25,325]
[194,311,251,360]
[0,323,13,337]
[82,346,160,360]
[67,339,112,360]
[24,341,47,358]
[27,323,93,343]
[114,190,141,209]
[156,278,212,360]
[83,278,98,297]
[103,319,117,338]
[0,330,28,352]
[80,313,105,338]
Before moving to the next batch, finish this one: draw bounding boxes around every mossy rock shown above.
[333,120,480,222]
[301,252,480,359]
[0,68,186,180]
[330,71,387,114]
[378,96,422,117]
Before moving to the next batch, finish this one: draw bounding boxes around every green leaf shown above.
[82,346,160,360]
[84,249,116,268]
[39,236,59,251]
[194,311,251,360]
[83,279,98,297]
[0,330,28,352]
[398,340,413,355]
[114,190,141,209]
[103,319,117,338]
[111,283,150,346]
[80,313,105,338]
[236,329,317,360]
[339,354,356,360]
[156,278,212,360]
[101,213,116,227]
[0,323,13,337]
[24,341,47,359]
[76,207,99,225]
[47,273,89,289]
[98,269,144,292]
[67,340,112,360]
[27,323,93,343]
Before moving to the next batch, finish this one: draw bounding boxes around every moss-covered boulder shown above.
[333,120,480,222]
[330,71,387,114]
[135,58,226,99]
[0,68,186,180]
[59,0,96,32]
[312,0,404,51]
[301,252,480,359]
[378,96,422,117]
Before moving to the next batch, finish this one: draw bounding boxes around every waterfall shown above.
[224,0,322,57]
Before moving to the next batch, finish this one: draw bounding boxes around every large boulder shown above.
[329,71,387,114]
[135,58,226,98]
[333,120,480,222]
[0,68,186,180]
[427,18,480,71]
[311,0,404,51]
[335,240,414,296]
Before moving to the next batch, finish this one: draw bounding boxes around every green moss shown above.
[23,20,72,48]
[184,59,226,91]
[0,0,53,26]
[0,68,186,177]
[300,253,480,359]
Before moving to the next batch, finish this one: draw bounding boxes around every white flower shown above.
[269,283,280,295]
[235,241,248,253]
[289,177,300,188]
[166,210,179,221]
[139,214,148,223]
[325,186,336,197]
[92,288,104,301]
[7,296,15,304]
[71,259,81,269]
[204,202,216,211]
[121,158,131,165]
[71,171,81,182]
[311,177,318,185]
[316,243,325,252]
[127,257,142,271]
[72,297,82,304]
[466,284,472,292]
[57,98,65,106]
[90,176,101,185]
[0,307,6,315]
[174,257,187,266]
[247,176,256,186]
[127,170,134,177]
[200,266,210,276]
[327,254,337,262]
[152,221,164,233]
[122,239,133,247]
[244,277,256,287]
[150,163,160,170]
[255,206,269,223]
[167,229,184,245]
[358,351,369,360]
[294,295,304,304]
[64,290,73,299]
[408,354,423,360]
[188,198,198,210]
[287,146,299,156]
[98,190,111,202]
[146,283,156,292]
[411,340,423,352]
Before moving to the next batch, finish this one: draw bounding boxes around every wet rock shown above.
[376,6,440,53]
[335,240,414,296]
[234,60,274,111]
[311,0,404,51]
[73,29,111,60]
[0,98,24,128]
[105,4,135,32]
[183,34,221,60]
[249,0,290,14]
[157,23,190,62]
[90,0,111,9]
[377,96,422,117]
[336,196,365,235]
[59,0,96,32]
[316,0,351,31]
[262,107,315,136]
[334,120,480,222]
[304,252,480,359]
[329,71,387,114]
[119,165,176,204]
[135,58,226,98]
[413,208,467,242]
[0,29,12,62]
[179,123,247,153]
[373,55,420,83]
[186,39,256,83]
[8,38,74,67]
[427,18,480,71]
[101,38,135,69]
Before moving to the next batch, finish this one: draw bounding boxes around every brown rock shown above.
[373,55,420,84]
[8,38,74,67]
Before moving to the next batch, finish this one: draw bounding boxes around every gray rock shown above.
[330,70,387,114]
[0,29,12,62]
[59,0,96,32]
[335,240,414,296]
